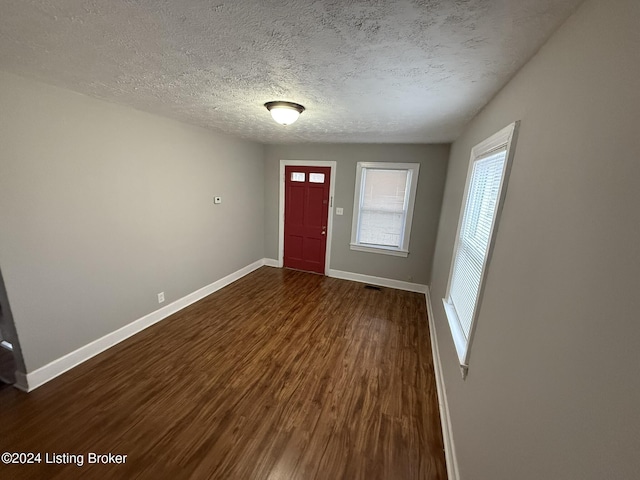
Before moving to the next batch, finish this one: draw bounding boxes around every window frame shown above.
[442,122,519,378]
[350,162,420,257]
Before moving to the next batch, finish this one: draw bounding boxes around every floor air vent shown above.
[364,285,382,291]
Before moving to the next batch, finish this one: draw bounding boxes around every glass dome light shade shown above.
[264,101,305,126]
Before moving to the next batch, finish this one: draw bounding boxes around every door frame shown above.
[278,160,337,275]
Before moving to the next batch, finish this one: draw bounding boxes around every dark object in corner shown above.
[364,285,382,291]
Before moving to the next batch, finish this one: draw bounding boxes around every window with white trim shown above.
[443,122,519,377]
[350,162,420,257]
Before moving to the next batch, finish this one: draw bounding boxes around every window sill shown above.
[442,299,470,379]
[349,244,409,257]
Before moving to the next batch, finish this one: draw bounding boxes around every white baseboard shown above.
[425,287,460,480]
[263,258,279,268]
[327,268,427,293]
[21,258,268,392]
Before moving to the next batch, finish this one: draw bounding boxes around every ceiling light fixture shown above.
[264,101,305,126]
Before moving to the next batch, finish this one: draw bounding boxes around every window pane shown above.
[358,169,409,247]
[449,148,506,338]
[291,172,305,182]
[449,241,484,336]
[309,173,325,183]
[362,169,408,212]
[359,210,404,247]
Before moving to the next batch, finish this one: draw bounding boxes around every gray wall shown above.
[265,144,449,284]
[429,0,640,478]
[0,72,265,373]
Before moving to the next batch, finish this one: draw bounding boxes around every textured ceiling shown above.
[0,0,584,143]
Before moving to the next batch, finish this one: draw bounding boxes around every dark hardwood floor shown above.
[0,267,446,479]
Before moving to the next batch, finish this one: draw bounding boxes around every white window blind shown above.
[350,162,420,257]
[358,168,409,247]
[443,121,518,376]
[449,148,506,338]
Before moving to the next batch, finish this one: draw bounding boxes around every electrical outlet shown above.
[336,207,344,215]
[158,292,165,303]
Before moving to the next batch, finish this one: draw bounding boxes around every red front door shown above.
[284,166,331,274]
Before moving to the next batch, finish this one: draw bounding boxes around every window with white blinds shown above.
[350,162,420,257]
[443,122,518,376]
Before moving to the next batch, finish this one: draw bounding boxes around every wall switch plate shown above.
[336,207,344,215]
[214,196,222,204]
[158,292,165,303]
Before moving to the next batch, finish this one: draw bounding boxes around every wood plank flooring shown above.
[0,267,446,479]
